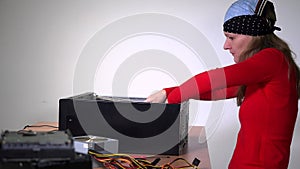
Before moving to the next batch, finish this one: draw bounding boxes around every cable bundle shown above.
[88,150,200,169]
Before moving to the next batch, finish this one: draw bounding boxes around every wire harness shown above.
[88,150,201,169]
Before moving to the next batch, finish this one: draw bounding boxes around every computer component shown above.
[59,92,189,155]
[0,153,91,169]
[73,135,118,154]
[0,130,74,160]
[0,130,92,169]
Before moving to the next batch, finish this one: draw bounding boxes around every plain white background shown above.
[0,0,299,168]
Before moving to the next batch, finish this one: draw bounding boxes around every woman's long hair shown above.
[237,33,300,106]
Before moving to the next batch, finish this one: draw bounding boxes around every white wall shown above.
[0,0,299,168]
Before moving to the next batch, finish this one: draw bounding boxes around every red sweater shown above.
[164,48,298,169]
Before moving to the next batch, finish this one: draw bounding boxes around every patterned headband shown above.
[223,0,281,36]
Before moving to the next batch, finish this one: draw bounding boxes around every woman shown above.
[146,0,299,168]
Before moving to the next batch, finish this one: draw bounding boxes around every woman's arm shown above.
[198,86,239,100]
[146,48,284,104]
[165,48,284,103]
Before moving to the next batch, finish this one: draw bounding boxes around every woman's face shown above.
[223,32,253,63]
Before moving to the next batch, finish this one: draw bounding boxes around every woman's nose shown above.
[223,39,230,50]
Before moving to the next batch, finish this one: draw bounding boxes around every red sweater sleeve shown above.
[199,86,239,100]
[164,86,239,101]
[165,48,285,103]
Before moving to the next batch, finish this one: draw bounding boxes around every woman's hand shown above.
[145,90,167,103]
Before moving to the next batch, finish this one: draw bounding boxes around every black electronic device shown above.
[0,130,92,169]
[59,92,189,155]
[0,153,91,169]
[0,130,74,160]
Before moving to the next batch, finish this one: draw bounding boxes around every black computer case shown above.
[59,92,189,155]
